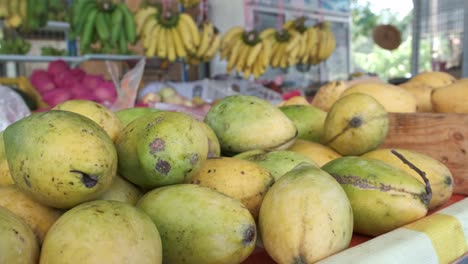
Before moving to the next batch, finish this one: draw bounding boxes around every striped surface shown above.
[318,198,468,264]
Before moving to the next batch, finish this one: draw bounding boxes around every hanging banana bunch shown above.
[186,21,222,65]
[0,0,48,30]
[261,27,303,69]
[136,6,201,62]
[72,0,137,54]
[221,28,271,79]
[314,22,337,63]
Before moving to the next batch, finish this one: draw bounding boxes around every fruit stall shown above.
[1,0,468,264]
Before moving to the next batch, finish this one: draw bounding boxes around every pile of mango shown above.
[0,70,460,264]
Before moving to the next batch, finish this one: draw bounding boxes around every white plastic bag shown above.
[108,58,146,111]
[0,85,31,132]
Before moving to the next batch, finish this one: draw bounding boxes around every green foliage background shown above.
[350,1,431,80]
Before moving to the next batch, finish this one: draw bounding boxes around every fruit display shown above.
[30,60,118,108]
[71,0,136,54]
[135,6,202,62]
[0,74,465,262]
[220,27,272,79]
[0,0,48,30]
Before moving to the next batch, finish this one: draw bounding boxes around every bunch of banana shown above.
[177,0,200,8]
[314,22,336,63]
[283,17,336,65]
[260,28,303,69]
[220,28,271,79]
[136,8,200,62]
[72,0,136,55]
[186,21,221,65]
[282,17,309,64]
[0,0,48,30]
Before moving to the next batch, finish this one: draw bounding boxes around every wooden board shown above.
[382,113,468,195]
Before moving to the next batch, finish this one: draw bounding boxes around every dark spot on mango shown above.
[146,117,164,130]
[349,116,363,128]
[242,225,256,245]
[70,170,99,188]
[444,176,453,186]
[23,176,31,188]
[293,255,307,264]
[190,153,199,165]
[96,209,104,213]
[69,182,74,186]
[155,159,171,175]
[241,171,245,175]
[149,138,165,155]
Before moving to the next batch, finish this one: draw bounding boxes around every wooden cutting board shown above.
[383,113,468,195]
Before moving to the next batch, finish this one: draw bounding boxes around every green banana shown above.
[321,155,431,237]
[95,11,111,43]
[116,3,136,44]
[80,8,99,53]
[75,0,98,36]
[110,6,124,43]
[118,26,129,54]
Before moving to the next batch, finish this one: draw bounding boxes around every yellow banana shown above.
[135,7,158,36]
[246,42,262,68]
[259,28,276,40]
[143,18,157,48]
[179,13,200,47]
[157,26,168,59]
[171,26,187,59]
[166,28,176,62]
[285,30,300,53]
[203,33,221,61]
[235,42,250,73]
[226,38,243,72]
[175,18,196,54]
[196,22,214,57]
[221,26,244,49]
[146,24,161,57]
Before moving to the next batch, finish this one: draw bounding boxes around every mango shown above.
[115,107,159,127]
[137,184,256,264]
[234,149,318,181]
[288,139,342,166]
[399,81,434,112]
[362,148,453,210]
[0,132,12,186]
[341,82,417,112]
[259,164,353,263]
[431,81,468,113]
[40,200,162,264]
[0,206,39,264]
[323,93,389,156]
[322,156,430,236]
[198,121,221,158]
[187,157,274,219]
[4,111,117,209]
[204,95,297,155]
[53,99,123,142]
[116,111,208,189]
[0,185,62,243]
[98,175,143,205]
[410,71,456,88]
[279,104,327,142]
[311,80,349,111]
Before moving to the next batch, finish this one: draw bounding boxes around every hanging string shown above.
[277,0,284,30]
[243,0,252,31]
[162,0,169,17]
